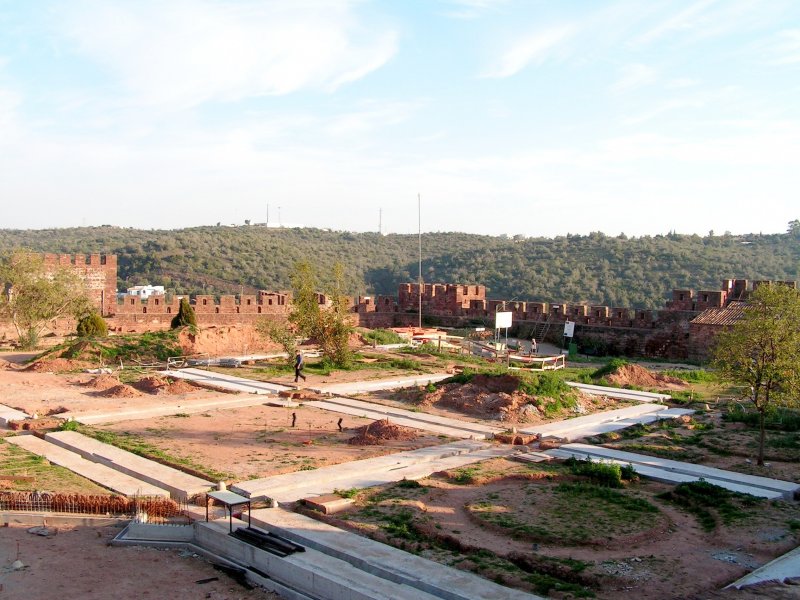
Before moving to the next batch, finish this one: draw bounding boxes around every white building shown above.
[126,285,165,299]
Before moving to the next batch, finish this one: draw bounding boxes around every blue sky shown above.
[1,0,799,236]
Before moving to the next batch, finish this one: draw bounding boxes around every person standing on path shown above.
[294,351,306,383]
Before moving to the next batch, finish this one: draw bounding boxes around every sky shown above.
[1,0,799,237]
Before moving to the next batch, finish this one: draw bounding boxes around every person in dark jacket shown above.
[294,351,306,383]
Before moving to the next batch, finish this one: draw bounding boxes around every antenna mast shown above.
[418,194,422,330]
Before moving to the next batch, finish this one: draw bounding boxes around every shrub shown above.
[565,456,632,487]
[171,298,197,329]
[76,312,108,337]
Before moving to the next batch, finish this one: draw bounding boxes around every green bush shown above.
[171,297,198,329]
[76,312,108,337]
[565,456,636,488]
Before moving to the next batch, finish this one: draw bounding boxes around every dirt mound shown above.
[98,384,143,398]
[470,374,520,394]
[348,419,418,445]
[133,375,169,393]
[26,358,88,373]
[425,382,536,422]
[164,378,199,395]
[606,364,687,390]
[81,374,120,389]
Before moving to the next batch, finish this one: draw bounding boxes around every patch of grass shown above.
[661,369,717,383]
[77,426,234,481]
[379,509,420,540]
[788,519,800,532]
[334,487,360,499]
[723,405,800,432]
[0,437,110,494]
[657,480,761,531]
[555,483,656,513]
[361,329,406,345]
[451,466,480,485]
[591,358,629,379]
[58,419,79,431]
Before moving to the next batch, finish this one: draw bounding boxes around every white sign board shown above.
[563,321,575,338]
[495,311,513,329]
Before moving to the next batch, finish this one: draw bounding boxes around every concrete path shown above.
[232,440,516,503]
[520,404,694,441]
[727,545,800,588]
[305,395,501,440]
[45,430,214,500]
[5,434,170,498]
[547,443,800,499]
[311,373,452,396]
[60,395,296,425]
[161,368,292,395]
[249,508,543,600]
[565,382,671,402]
[0,404,28,428]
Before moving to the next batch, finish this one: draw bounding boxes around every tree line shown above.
[0,225,798,309]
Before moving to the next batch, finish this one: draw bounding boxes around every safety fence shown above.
[0,491,193,524]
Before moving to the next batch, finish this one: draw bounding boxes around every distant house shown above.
[125,285,165,299]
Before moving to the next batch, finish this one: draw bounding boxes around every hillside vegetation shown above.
[1,226,798,309]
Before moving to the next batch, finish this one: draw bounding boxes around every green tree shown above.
[171,297,198,329]
[256,319,296,366]
[0,251,92,348]
[76,312,108,337]
[713,284,800,465]
[316,263,354,367]
[287,260,353,367]
[288,260,320,338]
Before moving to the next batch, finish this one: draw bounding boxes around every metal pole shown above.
[418,193,422,330]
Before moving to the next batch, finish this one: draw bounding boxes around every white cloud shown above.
[54,0,398,108]
[325,101,423,136]
[634,0,721,45]
[483,26,574,78]
[441,0,508,20]
[610,63,658,94]
[757,29,800,65]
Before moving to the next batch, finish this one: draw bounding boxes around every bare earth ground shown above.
[0,524,278,600]
[97,404,449,480]
[326,457,800,600]
[0,367,228,418]
[2,358,799,599]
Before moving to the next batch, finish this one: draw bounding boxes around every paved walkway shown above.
[5,434,170,498]
[232,440,516,503]
[547,443,800,499]
[0,403,28,428]
[520,404,694,441]
[565,382,671,402]
[727,545,800,588]
[161,368,292,394]
[310,373,452,396]
[46,431,213,500]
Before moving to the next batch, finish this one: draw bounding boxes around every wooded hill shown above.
[1,226,798,309]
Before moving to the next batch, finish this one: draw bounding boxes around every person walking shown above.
[294,351,306,383]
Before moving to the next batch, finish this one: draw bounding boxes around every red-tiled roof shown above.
[690,305,745,326]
